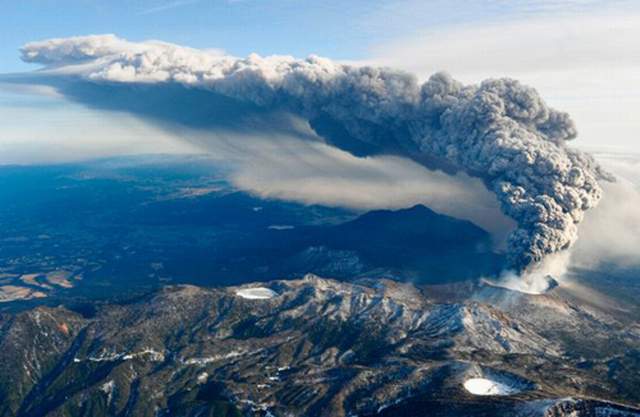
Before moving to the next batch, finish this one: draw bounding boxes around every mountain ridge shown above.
[1,275,639,417]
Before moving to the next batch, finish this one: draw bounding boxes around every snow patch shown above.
[236,287,277,300]
[100,380,115,405]
[197,372,209,384]
[182,348,263,365]
[82,348,165,363]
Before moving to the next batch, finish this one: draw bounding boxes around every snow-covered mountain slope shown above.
[0,275,638,417]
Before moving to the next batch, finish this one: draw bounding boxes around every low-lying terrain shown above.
[0,156,501,311]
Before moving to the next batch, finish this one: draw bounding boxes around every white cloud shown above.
[373,12,640,75]
[138,0,200,15]
[0,88,199,164]
[571,152,640,268]
[0,82,62,99]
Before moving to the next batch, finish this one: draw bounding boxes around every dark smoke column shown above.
[414,74,609,270]
[20,35,612,272]
[227,65,610,272]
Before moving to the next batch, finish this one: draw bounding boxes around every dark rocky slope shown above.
[1,275,639,417]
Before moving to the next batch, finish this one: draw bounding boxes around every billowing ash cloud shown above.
[20,34,612,271]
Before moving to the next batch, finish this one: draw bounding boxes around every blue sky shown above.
[1,0,640,162]
[1,0,428,72]
[3,0,633,72]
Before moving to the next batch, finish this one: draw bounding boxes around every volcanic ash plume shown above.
[20,34,613,271]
